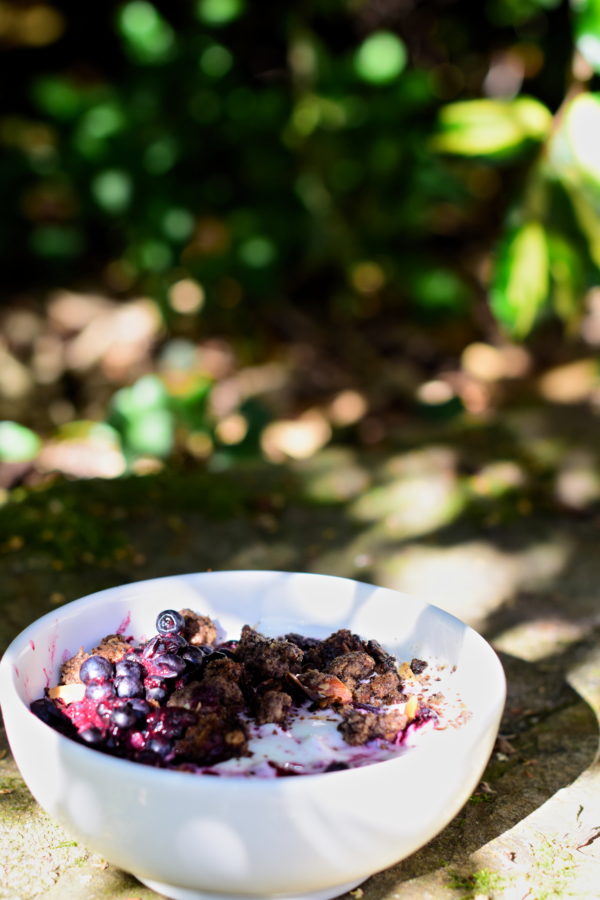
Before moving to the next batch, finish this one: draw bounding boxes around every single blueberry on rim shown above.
[79,655,114,684]
[156,609,185,636]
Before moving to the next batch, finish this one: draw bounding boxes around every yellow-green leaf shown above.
[490,222,550,338]
[433,97,552,159]
[563,92,600,188]
[547,233,585,330]
[573,0,600,73]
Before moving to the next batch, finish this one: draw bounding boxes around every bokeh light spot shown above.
[355,31,407,85]
[91,170,132,214]
[196,0,245,26]
[239,236,276,268]
[163,208,195,241]
[200,43,233,78]
[169,279,205,314]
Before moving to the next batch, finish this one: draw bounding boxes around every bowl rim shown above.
[0,569,507,789]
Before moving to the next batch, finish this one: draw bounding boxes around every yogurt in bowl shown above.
[0,570,506,900]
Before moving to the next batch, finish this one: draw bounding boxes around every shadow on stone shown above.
[352,652,598,899]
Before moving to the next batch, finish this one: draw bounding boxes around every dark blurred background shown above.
[1,0,600,484]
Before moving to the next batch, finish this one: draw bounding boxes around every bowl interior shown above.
[2,570,505,739]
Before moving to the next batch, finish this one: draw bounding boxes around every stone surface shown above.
[2,418,600,899]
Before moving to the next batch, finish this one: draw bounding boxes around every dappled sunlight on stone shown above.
[377,538,570,628]
[469,460,526,497]
[493,617,589,661]
[350,471,464,539]
[377,542,519,625]
[293,447,371,503]
[537,358,598,404]
[554,449,600,510]
[261,409,332,461]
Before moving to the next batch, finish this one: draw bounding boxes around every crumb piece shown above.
[364,639,398,673]
[410,658,428,675]
[59,647,89,684]
[326,651,375,687]
[353,671,405,706]
[180,608,218,646]
[92,634,131,663]
[237,625,303,681]
[338,708,407,745]
[283,633,321,652]
[175,712,247,764]
[255,690,292,725]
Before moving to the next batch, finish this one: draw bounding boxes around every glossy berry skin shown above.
[30,698,78,737]
[110,705,139,729]
[115,674,144,699]
[79,727,104,744]
[152,653,186,679]
[79,655,114,684]
[85,681,116,701]
[181,645,207,667]
[146,734,173,757]
[145,680,169,703]
[156,609,185,636]
[115,658,145,679]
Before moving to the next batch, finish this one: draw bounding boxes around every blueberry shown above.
[181,645,208,667]
[114,674,144,699]
[115,658,145,679]
[30,698,78,738]
[85,680,116,701]
[153,653,186,679]
[146,734,173,757]
[145,681,169,703]
[128,697,152,715]
[79,727,104,744]
[156,609,185,636]
[79,655,114,684]
[142,634,185,658]
[110,705,139,729]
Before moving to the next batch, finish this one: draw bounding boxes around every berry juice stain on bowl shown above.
[0,571,506,900]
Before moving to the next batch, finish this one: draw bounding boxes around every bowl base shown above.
[138,875,366,900]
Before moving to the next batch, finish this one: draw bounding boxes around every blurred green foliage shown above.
[1,0,600,344]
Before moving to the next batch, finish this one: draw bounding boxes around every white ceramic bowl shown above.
[0,571,505,900]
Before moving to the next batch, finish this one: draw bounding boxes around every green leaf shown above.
[354,32,407,85]
[547,233,586,328]
[573,0,600,72]
[562,92,600,188]
[125,409,174,457]
[433,97,552,160]
[0,422,41,462]
[490,222,550,337]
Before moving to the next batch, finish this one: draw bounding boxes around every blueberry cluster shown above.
[31,609,235,766]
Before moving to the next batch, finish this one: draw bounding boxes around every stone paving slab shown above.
[2,440,600,899]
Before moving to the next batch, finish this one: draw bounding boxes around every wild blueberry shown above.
[85,680,116,701]
[145,680,169,703]
[181,645,207,667]
[128,697,152,715]
[152,653,186,679]
[79,727,104,744]
[115,658,145,679]
[79,655,114,684]
[110,705,139,729]
[156,609,185,635]
[147,734,173,757]
[30,698,78,737]
[114,674,144,699]
[142,634,184,658]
